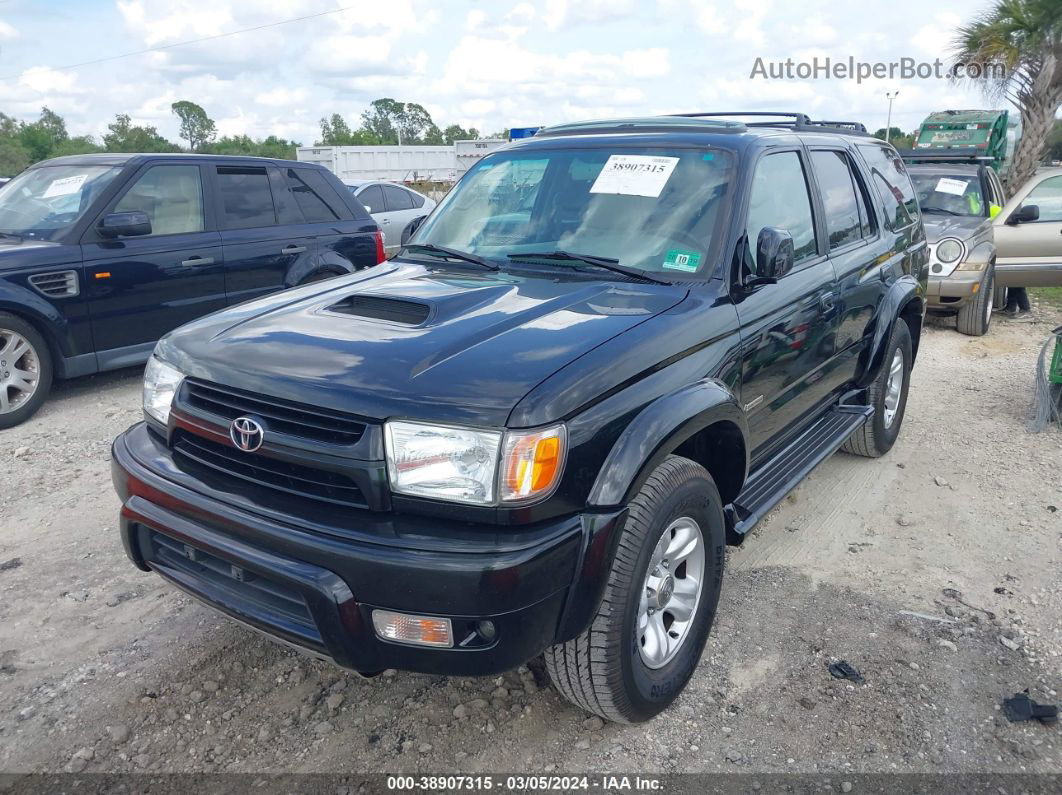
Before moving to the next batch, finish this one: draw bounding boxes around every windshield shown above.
[0,164,123,241]
[411,147,735,277]
[910,171,985,217]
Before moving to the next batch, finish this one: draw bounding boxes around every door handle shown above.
[379,218,391,225]
[180,256,214,267]
[818,293,836,313]
[281,245,307,254]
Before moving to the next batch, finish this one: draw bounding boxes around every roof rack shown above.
[669,112,869,135]
[897,147,995,164]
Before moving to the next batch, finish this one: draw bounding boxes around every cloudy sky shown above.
[0,0,1014,147]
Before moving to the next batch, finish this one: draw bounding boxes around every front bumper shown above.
[111,423,626,676]
[925,273,983,309]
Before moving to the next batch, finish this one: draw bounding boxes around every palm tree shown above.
[953,0,1062,194]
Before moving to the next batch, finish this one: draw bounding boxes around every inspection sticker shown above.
[589,155,678,198]
[935,177,968,196]
[42,174,88,198]
[662,249,701,272]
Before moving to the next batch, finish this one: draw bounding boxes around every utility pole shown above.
[885,91,900,144]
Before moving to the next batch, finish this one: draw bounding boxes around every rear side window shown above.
[382,184,414,211]
[358,185,384,214]
[409,190,426,209]
[284,169,338,223]
[217,167,276,229]
[746,151,817,268]
[811,150,869,249]
[857,145,919,230]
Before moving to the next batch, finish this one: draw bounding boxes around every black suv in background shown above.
[0,154,384,428]
[112,113,927,723]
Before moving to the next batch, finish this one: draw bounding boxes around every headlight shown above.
[935,238,963,264]
[142,357,184,424]
[384,420,566,505]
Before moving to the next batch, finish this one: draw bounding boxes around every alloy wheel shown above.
[637,516,705,669]
[0,329,40,415]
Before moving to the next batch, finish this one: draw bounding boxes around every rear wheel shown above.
[842,319,912,458]
[544,455,725,723]
[0,313,53,429]
[957,267,994,336]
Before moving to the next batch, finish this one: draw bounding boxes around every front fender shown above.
[283,250,356,287]
[857,275,923,389]
[0,280,77,358]
[964,240,996,269]
[587,378,748,508]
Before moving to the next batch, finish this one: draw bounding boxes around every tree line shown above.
[0,96,497,176]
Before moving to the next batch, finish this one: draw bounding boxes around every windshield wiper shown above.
[402,243,498,271]
[507,250,671,285]
[920,206,963,216]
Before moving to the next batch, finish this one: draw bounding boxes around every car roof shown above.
[503,113,883,156]
[907,163,983,176]
[343,179,427,194]
[32,153,323,169]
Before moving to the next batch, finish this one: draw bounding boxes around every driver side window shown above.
[113,165,204,236]
[745,151,817,275]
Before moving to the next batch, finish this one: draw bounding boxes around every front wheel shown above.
[544,455,725,723]
[0,313,53,429]
[957,267,994,336]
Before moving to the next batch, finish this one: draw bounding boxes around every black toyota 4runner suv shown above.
[112,113,927,723]
[0,153,384,428]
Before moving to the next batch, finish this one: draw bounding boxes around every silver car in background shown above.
[344,180,436,256]
[906,159,1005,336]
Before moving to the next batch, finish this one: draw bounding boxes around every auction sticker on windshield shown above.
[590,155,678,198]
[935,177,968,196]
[42,174,88,198]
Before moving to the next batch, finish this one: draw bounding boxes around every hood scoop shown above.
[325,294,431,325]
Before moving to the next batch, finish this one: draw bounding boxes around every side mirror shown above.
[755,226,795,283]
[362,204,373,213]
[1006,204,1039,225]
[402,215,427,245]
[99,210,151,238]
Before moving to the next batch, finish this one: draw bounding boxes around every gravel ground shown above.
[0,308,1059,779]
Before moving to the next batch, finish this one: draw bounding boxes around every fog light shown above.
[476,620,497,642]
[371,610,453,648]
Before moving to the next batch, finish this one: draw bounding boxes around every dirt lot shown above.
[1,309,1060,779]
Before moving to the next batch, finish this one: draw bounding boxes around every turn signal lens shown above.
[371,610,453,647]
[501,425,566,502]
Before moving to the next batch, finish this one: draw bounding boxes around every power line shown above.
[0,5,351,81]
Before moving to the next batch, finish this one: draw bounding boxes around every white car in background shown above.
[344,180,436,256]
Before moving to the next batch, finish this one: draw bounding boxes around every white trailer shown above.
[297,141,507,184]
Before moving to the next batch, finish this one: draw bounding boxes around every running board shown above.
[726,405,873,538]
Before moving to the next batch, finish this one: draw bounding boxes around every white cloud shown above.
[18,67,79,94]
[254,87,308,107]
[0,19,19,41]
[622,48,670,78]
[911,12,963,58]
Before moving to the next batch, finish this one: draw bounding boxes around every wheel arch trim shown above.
[587,378,749,508]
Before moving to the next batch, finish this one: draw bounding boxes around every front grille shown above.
[173,431,368,508]
[183,380,366,445]
[143,528,322,649]
[29,270,79,298]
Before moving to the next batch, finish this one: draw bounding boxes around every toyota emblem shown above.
[229,416,265,452]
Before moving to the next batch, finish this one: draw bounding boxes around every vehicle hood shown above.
[920,214,985,244]
[0,239,67,267]
[158,260,689,427]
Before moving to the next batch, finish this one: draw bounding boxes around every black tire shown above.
[957,267,994,336]
[992,284,1008,311]
[841,319,912,457]
[0,312,53,430]
[544,455,725,723]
